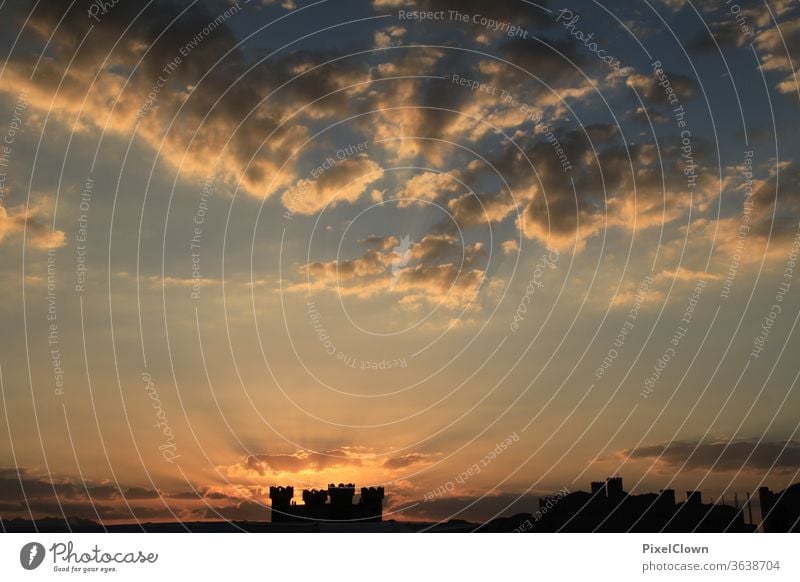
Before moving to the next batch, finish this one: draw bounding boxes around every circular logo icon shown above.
[20,542,46,570]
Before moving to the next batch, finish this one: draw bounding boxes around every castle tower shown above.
[328,483,356,521]
[269,486,294,522]
[302,488,328,507]
[359,487,385,522]
[606,476,624,502]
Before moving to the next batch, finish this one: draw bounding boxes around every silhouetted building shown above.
[759,484,800,532]
[8,478,799,533]
[685,490,702,506]
[481,476,757,533]
[269,483,384,523]
[606,476,624,502]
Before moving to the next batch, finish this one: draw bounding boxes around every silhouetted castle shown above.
[269,483,384,523]
[482,476,758,533]
[759,483,800,532]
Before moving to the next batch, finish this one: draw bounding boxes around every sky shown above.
[0,0,799,525]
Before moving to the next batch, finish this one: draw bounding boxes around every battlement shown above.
[302,489,329,506]
[269,486,294,503]
[360,487,385,503]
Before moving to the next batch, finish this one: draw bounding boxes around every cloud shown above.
[474,123,721,251]
[672,2,800,97]
[387,0,554,30]
[0,1,375,200]
[303,248,392,282]
[376,46,445,76]
[0,466,267,522]
[383,453,436,470]
[282,155,383,215]
[295,233,488,309]
[409,234,483,264]
[0,467,155,520]
[621,440,800,474]
[364,31,593,164]
[396,170,462,207]
[391,263,485,309]
[373,26,406,49]
[750,10,799,95]
[242,449,366,476]
[625,70,699,106]
[446,191,517,227]
[656,0,722,13]
[359,234,399,250]
[372,0,412,7]
[745,160,800,238]
[0,467,172,503]
[501,239,519,254]
[0,203,66,250]
[259,0,298,8]
[689,20,752,53]
[629,106,670,125]
[689,160,800,268]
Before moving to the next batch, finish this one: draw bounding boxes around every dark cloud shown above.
[498,37,586,86]
[303,248,390,282]
[475,122,718,250]
[0,466,256,522]
[383,453,433,470]
[629,106,670,125]
[623,440,800,474]
[689,20,748,53]
[445,191,516,229]
[357,34,593,166]
[359,234,399,250]
[282,155,383,215]
[0,467,161,504]
[409,234,484,266]
[753,9,800,96]
[2,0,377,198]
[0,204,66,250]
[165,487,242,501]
[393,263,484,302]
[297,233,487,308]
[745,161,800,241]
[626,70,700,106]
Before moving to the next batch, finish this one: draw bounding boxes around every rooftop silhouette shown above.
[3,476,799,532]
[759,483,800,533]
[481,476,800,533]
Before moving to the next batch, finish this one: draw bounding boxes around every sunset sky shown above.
[1,0,799,525]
